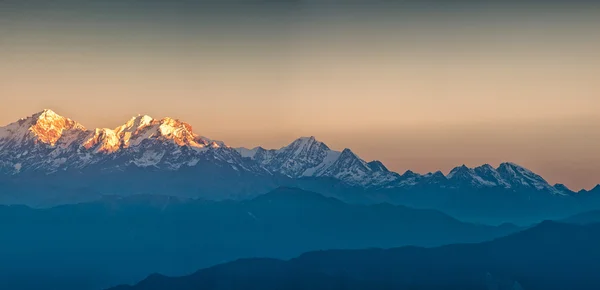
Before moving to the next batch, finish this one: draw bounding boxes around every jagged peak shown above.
[576,184,600,194]
[157,117,194,134]
[475,164,495,171]
[31,109,82,126]
[297,136,317,142]
[367,160,389,172]
[111,114,211,148]
[116,114,154,134]
[402,170,419,177]
[340,148,355,155]
[447,164,472,178]
[498,162,529,171]
[337,148,364,162]
[553,183,575,194]
[197,136,227,148]
[290,136,316,144]
[285,136,329,150]
[83,128,120,153]
[497,162,542,178]
[1,109,87,146]
[33,108,61,119]
[428,170,446,178]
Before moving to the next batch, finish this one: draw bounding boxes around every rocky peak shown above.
[31,110,82,145]
[447,165,472,179]
[402,170,419,178]
[283,136,330,154]
[368,160,389,172]
[0,109,86,147]
[113,115,207,149]
[553,184,575,195]
[83,128,120,153]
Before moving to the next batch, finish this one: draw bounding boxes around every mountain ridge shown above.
[1,109,597,213]
[0,187,519,290]
[108,221,600,290]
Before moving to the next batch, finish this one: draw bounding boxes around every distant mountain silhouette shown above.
[562,209,600,224]
[110,221,600,290]
[0,187,518,290]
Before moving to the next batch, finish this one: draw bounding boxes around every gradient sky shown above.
[1,1,599,190]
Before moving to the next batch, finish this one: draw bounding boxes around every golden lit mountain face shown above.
[28,109,86,146]
[83,128,121,153]
[15,110,213,153]
[0,109,218,154]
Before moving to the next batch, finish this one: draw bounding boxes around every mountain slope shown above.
[0,110,259,173]
[562,209,600,224]
[0,188,519,290]
[1,110,598,224]
[236,136,400,187]
[0,110,282,204]
[110,221,600,290]
[1,110,587,198]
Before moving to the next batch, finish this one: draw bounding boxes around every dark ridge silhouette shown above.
[110,221,600,290]
[0,187,518,290]
[562,209,600,224]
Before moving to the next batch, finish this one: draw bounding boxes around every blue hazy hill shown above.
[111,221,600,290]
[0,187,518,290]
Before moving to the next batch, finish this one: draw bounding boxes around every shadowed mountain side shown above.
[561,209,600,224]
[0,161,288,207]
[370,185,600,225]
[110,221,600,290]
[0,187,518,290]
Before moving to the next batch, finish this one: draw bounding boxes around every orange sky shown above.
[1,2,599,190]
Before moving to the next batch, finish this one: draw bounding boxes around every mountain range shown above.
[109,220,600,290]
[0,187,518,290]
[2,110,600,290]
[1,110,599,223]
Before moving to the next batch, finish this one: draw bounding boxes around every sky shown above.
[1,0,599,190]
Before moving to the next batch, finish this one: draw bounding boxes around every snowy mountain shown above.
[0,109,594,208]
[439,163,565,195]
[235,138,585,198]
[235,136,400,187]
[0,110,266,174]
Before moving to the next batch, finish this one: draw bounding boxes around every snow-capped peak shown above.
[497,162,549,190]
[473,164,511,188]
[283,136,330,157]
[447,164,498,187]
[447,165,471,179]
[0,110,247,175]
[0,110,587,196]
[83,128,121,153]
[234,137,399,187]
[426,170,447,179]
[113,115,156,147]
[112,115,208,149]
[0,109,86,147]
[440,162,562,194]
[367,160,389,172]
[292,136,318,144]
[118,115,154,132]
[35,109,61,120]
[402,170,420,178]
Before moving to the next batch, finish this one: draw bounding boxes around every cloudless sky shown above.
[1,1,599,190]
